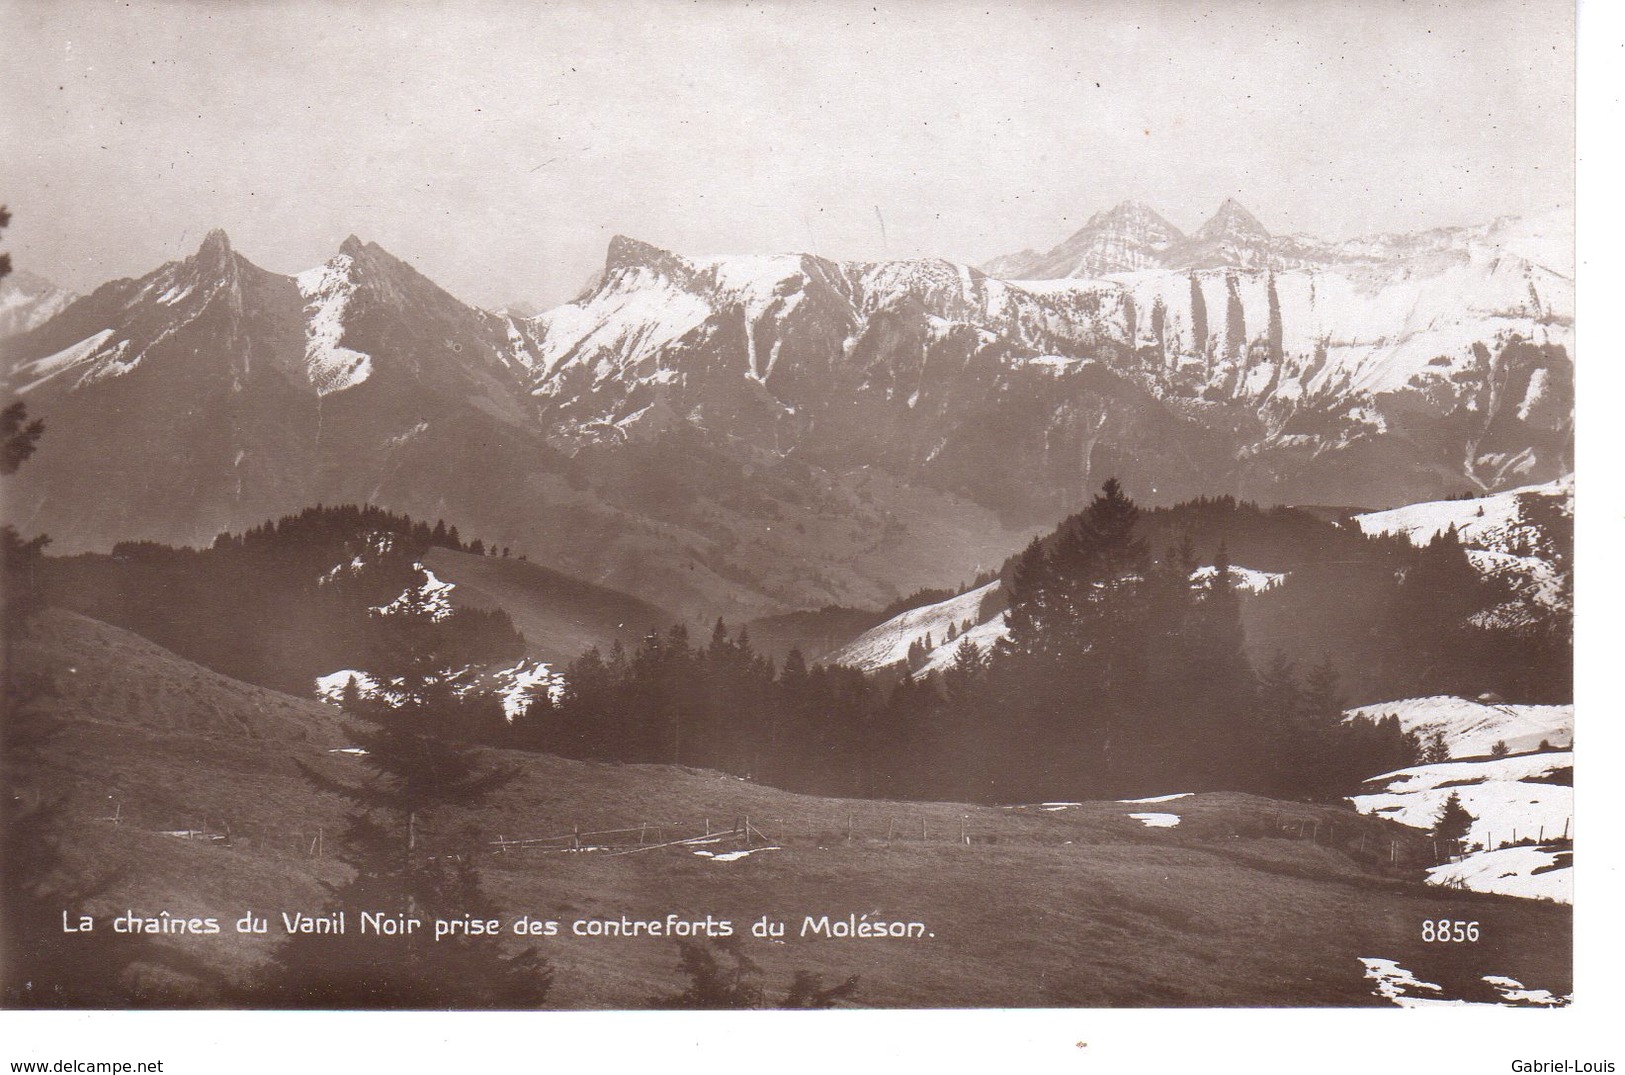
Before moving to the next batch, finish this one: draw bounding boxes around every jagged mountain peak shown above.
[336,234,413,272]
[197,227,233,255]
[995,199,1186,279]
[1086,200,1186,238]
[318,236,474,314]
[604,234,693,280]
[1195,198,1269,241]
[185,228,242,279]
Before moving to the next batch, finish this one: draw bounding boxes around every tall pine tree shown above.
[256,584,552,1007]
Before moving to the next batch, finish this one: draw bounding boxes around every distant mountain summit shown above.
[982,198,1567,279]
[1194,197,1269,242]
[1169,198,1278,269]
[1001,200,1186,279]
[0,269,78,340]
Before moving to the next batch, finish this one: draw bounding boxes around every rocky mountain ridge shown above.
[1,204,1572,619]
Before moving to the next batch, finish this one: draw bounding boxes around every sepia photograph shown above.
[0,0,1599,1056]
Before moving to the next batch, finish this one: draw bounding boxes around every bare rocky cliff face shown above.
[2,204,1571,619]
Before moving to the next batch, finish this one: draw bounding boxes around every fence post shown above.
[639,822,647,846]
[847,811,853,842]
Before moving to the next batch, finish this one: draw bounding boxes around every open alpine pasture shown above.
[13,610,1570,1008]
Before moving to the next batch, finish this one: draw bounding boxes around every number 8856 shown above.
[1422,919,1480,942]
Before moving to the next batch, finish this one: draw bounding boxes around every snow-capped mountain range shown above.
[0,200,1572,620]
[984,197,1570,278]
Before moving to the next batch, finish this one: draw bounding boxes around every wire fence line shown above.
[91,796,1564,872]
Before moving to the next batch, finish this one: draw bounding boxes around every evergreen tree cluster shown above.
[952,480,1419,801]
[491,481,1431,805]
[994,488,1569,705]
[509,619,891,799]
[41,505,525,695]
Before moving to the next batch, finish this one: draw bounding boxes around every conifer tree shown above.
[1432,791,1475,854]
[257,584,552,1007]
[3,355,158,1004]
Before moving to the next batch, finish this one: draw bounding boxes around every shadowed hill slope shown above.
[422,546,676,666]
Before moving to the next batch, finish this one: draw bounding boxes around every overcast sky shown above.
[1,0,1574,310]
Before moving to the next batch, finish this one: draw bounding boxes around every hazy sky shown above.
[1,0,1574,310]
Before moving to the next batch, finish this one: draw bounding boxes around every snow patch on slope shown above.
[486,659,562,721]
[1353,477,1571,551]
[1344,696,1572,758]
[296,255,373,395]
[318,531,397,586]
[916,613,1010,675]
[1427,845,1571,903]
[826,581,1001,672]
[1119,792,1192,804]
[316,658,559,721]
[12,329,118,393]
[693,846,781,862]
[315,669,380,705]
[1354,478,1571,618]
[1190,564,1285,593]
[1349,752,1571,852]
[532,267,713,381]
[371,565,457,621]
